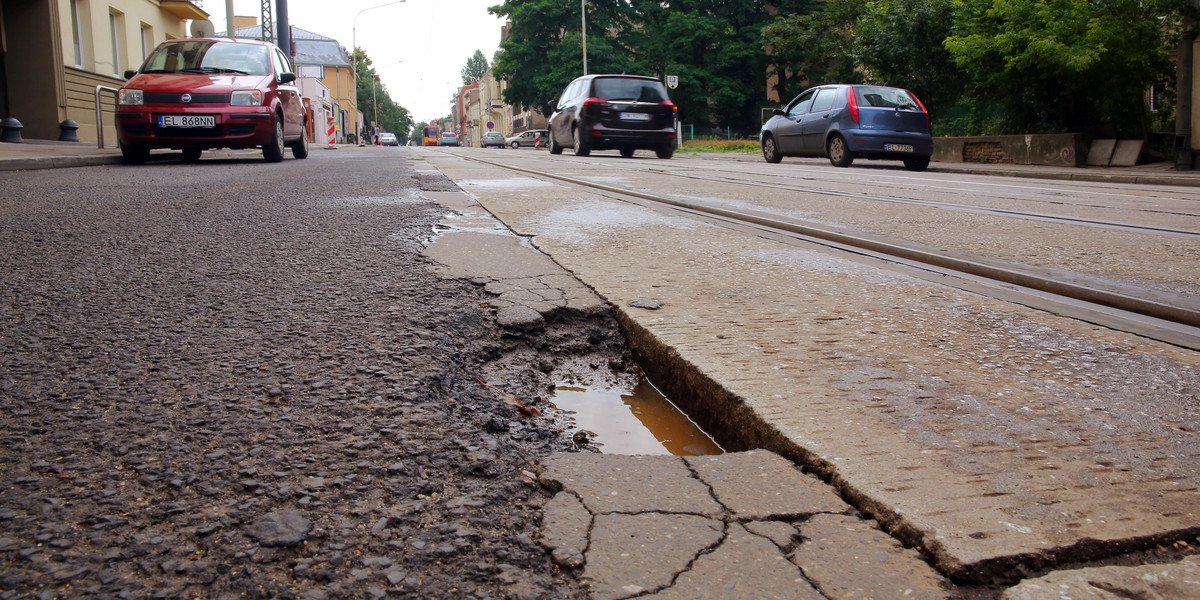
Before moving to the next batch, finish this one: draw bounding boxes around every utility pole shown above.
[276,0,290,58]
[581,0,587,75]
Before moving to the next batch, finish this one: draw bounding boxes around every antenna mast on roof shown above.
[261,0,274,43]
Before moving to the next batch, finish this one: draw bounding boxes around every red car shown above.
[116,38,308,164]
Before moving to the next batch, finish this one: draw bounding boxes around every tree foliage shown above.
[488,0,1188,137]
[461,50,491,85]
[489,0,632,117]
[944,0,1185,135]
[852,0,963,117]
[762,0,864,103]
[627,0,783,130]
[490,0,817,132]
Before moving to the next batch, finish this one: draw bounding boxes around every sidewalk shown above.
[0,138,354,171]
[4,138,1200,187]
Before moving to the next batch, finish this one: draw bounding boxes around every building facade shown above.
[461,68,509,147]
[1,0,206,143]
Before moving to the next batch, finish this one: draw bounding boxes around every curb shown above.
[0,154,124,172]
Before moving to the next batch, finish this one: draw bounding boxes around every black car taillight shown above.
[582,97,607,107]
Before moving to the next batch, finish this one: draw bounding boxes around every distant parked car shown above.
[481,131,506,148]
[505,129,548,149]
[116,38,308,164]
[378,132,399,146]
[438,132,460,146]
[759,84,933,171]
[547,74,678,159]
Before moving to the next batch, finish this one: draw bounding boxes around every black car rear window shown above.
[592,78,666,103]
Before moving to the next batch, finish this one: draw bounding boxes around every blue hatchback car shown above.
[760,84,933,171]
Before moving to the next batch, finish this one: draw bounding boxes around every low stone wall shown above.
[933,134,1088,167]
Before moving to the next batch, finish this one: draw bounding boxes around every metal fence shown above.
[679,124,759,141]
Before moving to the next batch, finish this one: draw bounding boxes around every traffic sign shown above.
[667,75,678,89]
[487,121,494,130]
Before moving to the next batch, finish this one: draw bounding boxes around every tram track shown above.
[624,158,1200,217]
[454,151,1200,349]
[632,166,1200,238]
[550,154,1200,235]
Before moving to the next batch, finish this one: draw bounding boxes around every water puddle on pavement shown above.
[551,377,723,456]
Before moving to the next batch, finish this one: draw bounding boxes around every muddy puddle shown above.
[552,376,723,456]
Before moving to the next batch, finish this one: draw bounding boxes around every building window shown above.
[141,24,154,60]
[1149,84,1165,113]
[109,11,123,75]
[70,0,84,67]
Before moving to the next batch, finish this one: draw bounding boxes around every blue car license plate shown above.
[884,143,913,153]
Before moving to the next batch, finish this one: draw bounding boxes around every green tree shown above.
[762,0,866,104]
[628,0,783,132]
[945,0,1183,135]
[461,50,490,85]
[852,0,964,118]
[489,0,635,116]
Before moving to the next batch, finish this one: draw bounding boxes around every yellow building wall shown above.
[59,0,189,76]
[54,0,196,144]
[322,65,357,140]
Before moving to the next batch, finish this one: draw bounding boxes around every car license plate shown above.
[159,115,215,128]
[619,112,651,122]
[884,143,914,153]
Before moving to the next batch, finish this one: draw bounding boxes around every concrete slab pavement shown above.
[538,450,957,600]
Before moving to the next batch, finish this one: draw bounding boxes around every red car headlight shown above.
[230,90,263,106]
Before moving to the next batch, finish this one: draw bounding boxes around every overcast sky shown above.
[205,0,508,122]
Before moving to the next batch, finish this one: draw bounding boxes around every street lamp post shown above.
[352,0,406,143]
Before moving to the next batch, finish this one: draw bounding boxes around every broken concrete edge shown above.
[605,306,1200,587]
[536,459,854,599]
[1000,555,1200,600]
[946,527,1200,588]
[432,267,612,332]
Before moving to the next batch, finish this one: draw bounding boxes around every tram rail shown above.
[450,151,1200,349]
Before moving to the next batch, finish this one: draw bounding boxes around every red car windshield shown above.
[142,41,272,76]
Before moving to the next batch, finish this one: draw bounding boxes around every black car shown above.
[547,74,678,159]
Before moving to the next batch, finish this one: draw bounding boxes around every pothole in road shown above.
[551,374,723,456]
